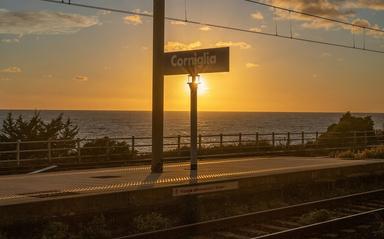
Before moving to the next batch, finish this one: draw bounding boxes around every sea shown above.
[0,110,384,139]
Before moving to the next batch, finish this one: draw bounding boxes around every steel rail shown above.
[115,188,384,239]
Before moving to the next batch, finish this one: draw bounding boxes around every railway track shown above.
[117,188,384,239]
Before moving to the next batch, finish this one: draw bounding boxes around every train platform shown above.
[0,156,383,207]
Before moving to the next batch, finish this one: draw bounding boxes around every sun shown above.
[198,77,209,96]
[183,76,209,96]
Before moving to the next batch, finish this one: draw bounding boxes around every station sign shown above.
[164,47,230,75]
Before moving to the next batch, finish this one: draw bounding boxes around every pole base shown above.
[151,164,163,174]
[190,164,198,171]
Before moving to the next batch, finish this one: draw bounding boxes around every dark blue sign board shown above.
[164,47,230,75]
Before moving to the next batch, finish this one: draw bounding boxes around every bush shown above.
[0,112,78,142]
[79,215,111,239]
[133,212,171,232]
[317,112,375,148]
[163,140,273,158]
[334,146,384,160]
[81,137,135,160]
[299,209,335,225]
[0,112,79,161]
[41,222,70,239]
[334,150,357,159]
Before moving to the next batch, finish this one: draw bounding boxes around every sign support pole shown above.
[188,74,198,171]
[151,0,165,173]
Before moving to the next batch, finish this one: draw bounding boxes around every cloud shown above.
[267,0,353,20]
[44,74,54,78]
[73,75,89,82]
[266,0,383,37]
[123,9,151,25]
[0,77,11,81]
[1,66,21,73]
[1,38,19,43]
[342,0,384,11]
[321,52,332,57]
[199,26,212,31]
[164,41,202,51]
[246,63,260,68]
[251,11,264,20]
[0,9,99,35]
[98,10,112,16]
[215,41,251,49]
[123,15,143,25]
[250,27,262,32]
[170,21,187,25]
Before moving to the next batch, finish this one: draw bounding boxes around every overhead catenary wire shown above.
[243,0,384,34]
[40,0,384,54]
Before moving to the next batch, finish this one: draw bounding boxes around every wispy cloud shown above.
[246,63,260,68]
[250,27,262,32]
[0,9,99,35]
[73,75,89,82]
[266,0,383,37]
[199,26,212,31]
[342,0,384,11]
[170,21,187,25]
[165,41,202,51]
[321,52,332,57]
[251,11,264,20]
[123,15,143,25]
[215,41,251,49]
[1,66,21,73]
[1,38,19,43]
[123,9,151,26]
[44,74,54,78]
[98,10,112,16]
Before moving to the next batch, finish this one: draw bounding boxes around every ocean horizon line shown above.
[1,109,384,114]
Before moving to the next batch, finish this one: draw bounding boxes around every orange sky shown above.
[0,0,383,112]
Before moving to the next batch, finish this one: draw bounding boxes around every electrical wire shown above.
[40,0,384,54]
[243,0,384,34]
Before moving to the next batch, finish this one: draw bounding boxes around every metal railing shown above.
[0,131,383,167]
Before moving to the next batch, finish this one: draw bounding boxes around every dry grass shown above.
[335,146,384,160]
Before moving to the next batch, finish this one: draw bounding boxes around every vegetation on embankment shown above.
[334,146,384,160]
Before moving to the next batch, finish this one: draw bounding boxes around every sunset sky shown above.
[0,0,383,112]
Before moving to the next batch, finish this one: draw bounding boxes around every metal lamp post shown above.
[188,74,199,171]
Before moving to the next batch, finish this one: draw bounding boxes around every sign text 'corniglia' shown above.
[164,47,230,75]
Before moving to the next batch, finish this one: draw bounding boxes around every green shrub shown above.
[163,140,273,158]
[79,215,111,239]
[81,137,134,160]
[334,150,356,159]
[0,112,79,161]
[0,112,78,142]
[133,212,171,232]
[41,222,70,239]
[299,209,335,224]
[317,112,375,148]
[334,146,384,160]
[358,146,384,159]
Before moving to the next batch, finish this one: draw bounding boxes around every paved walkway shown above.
[0,156,381,206]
